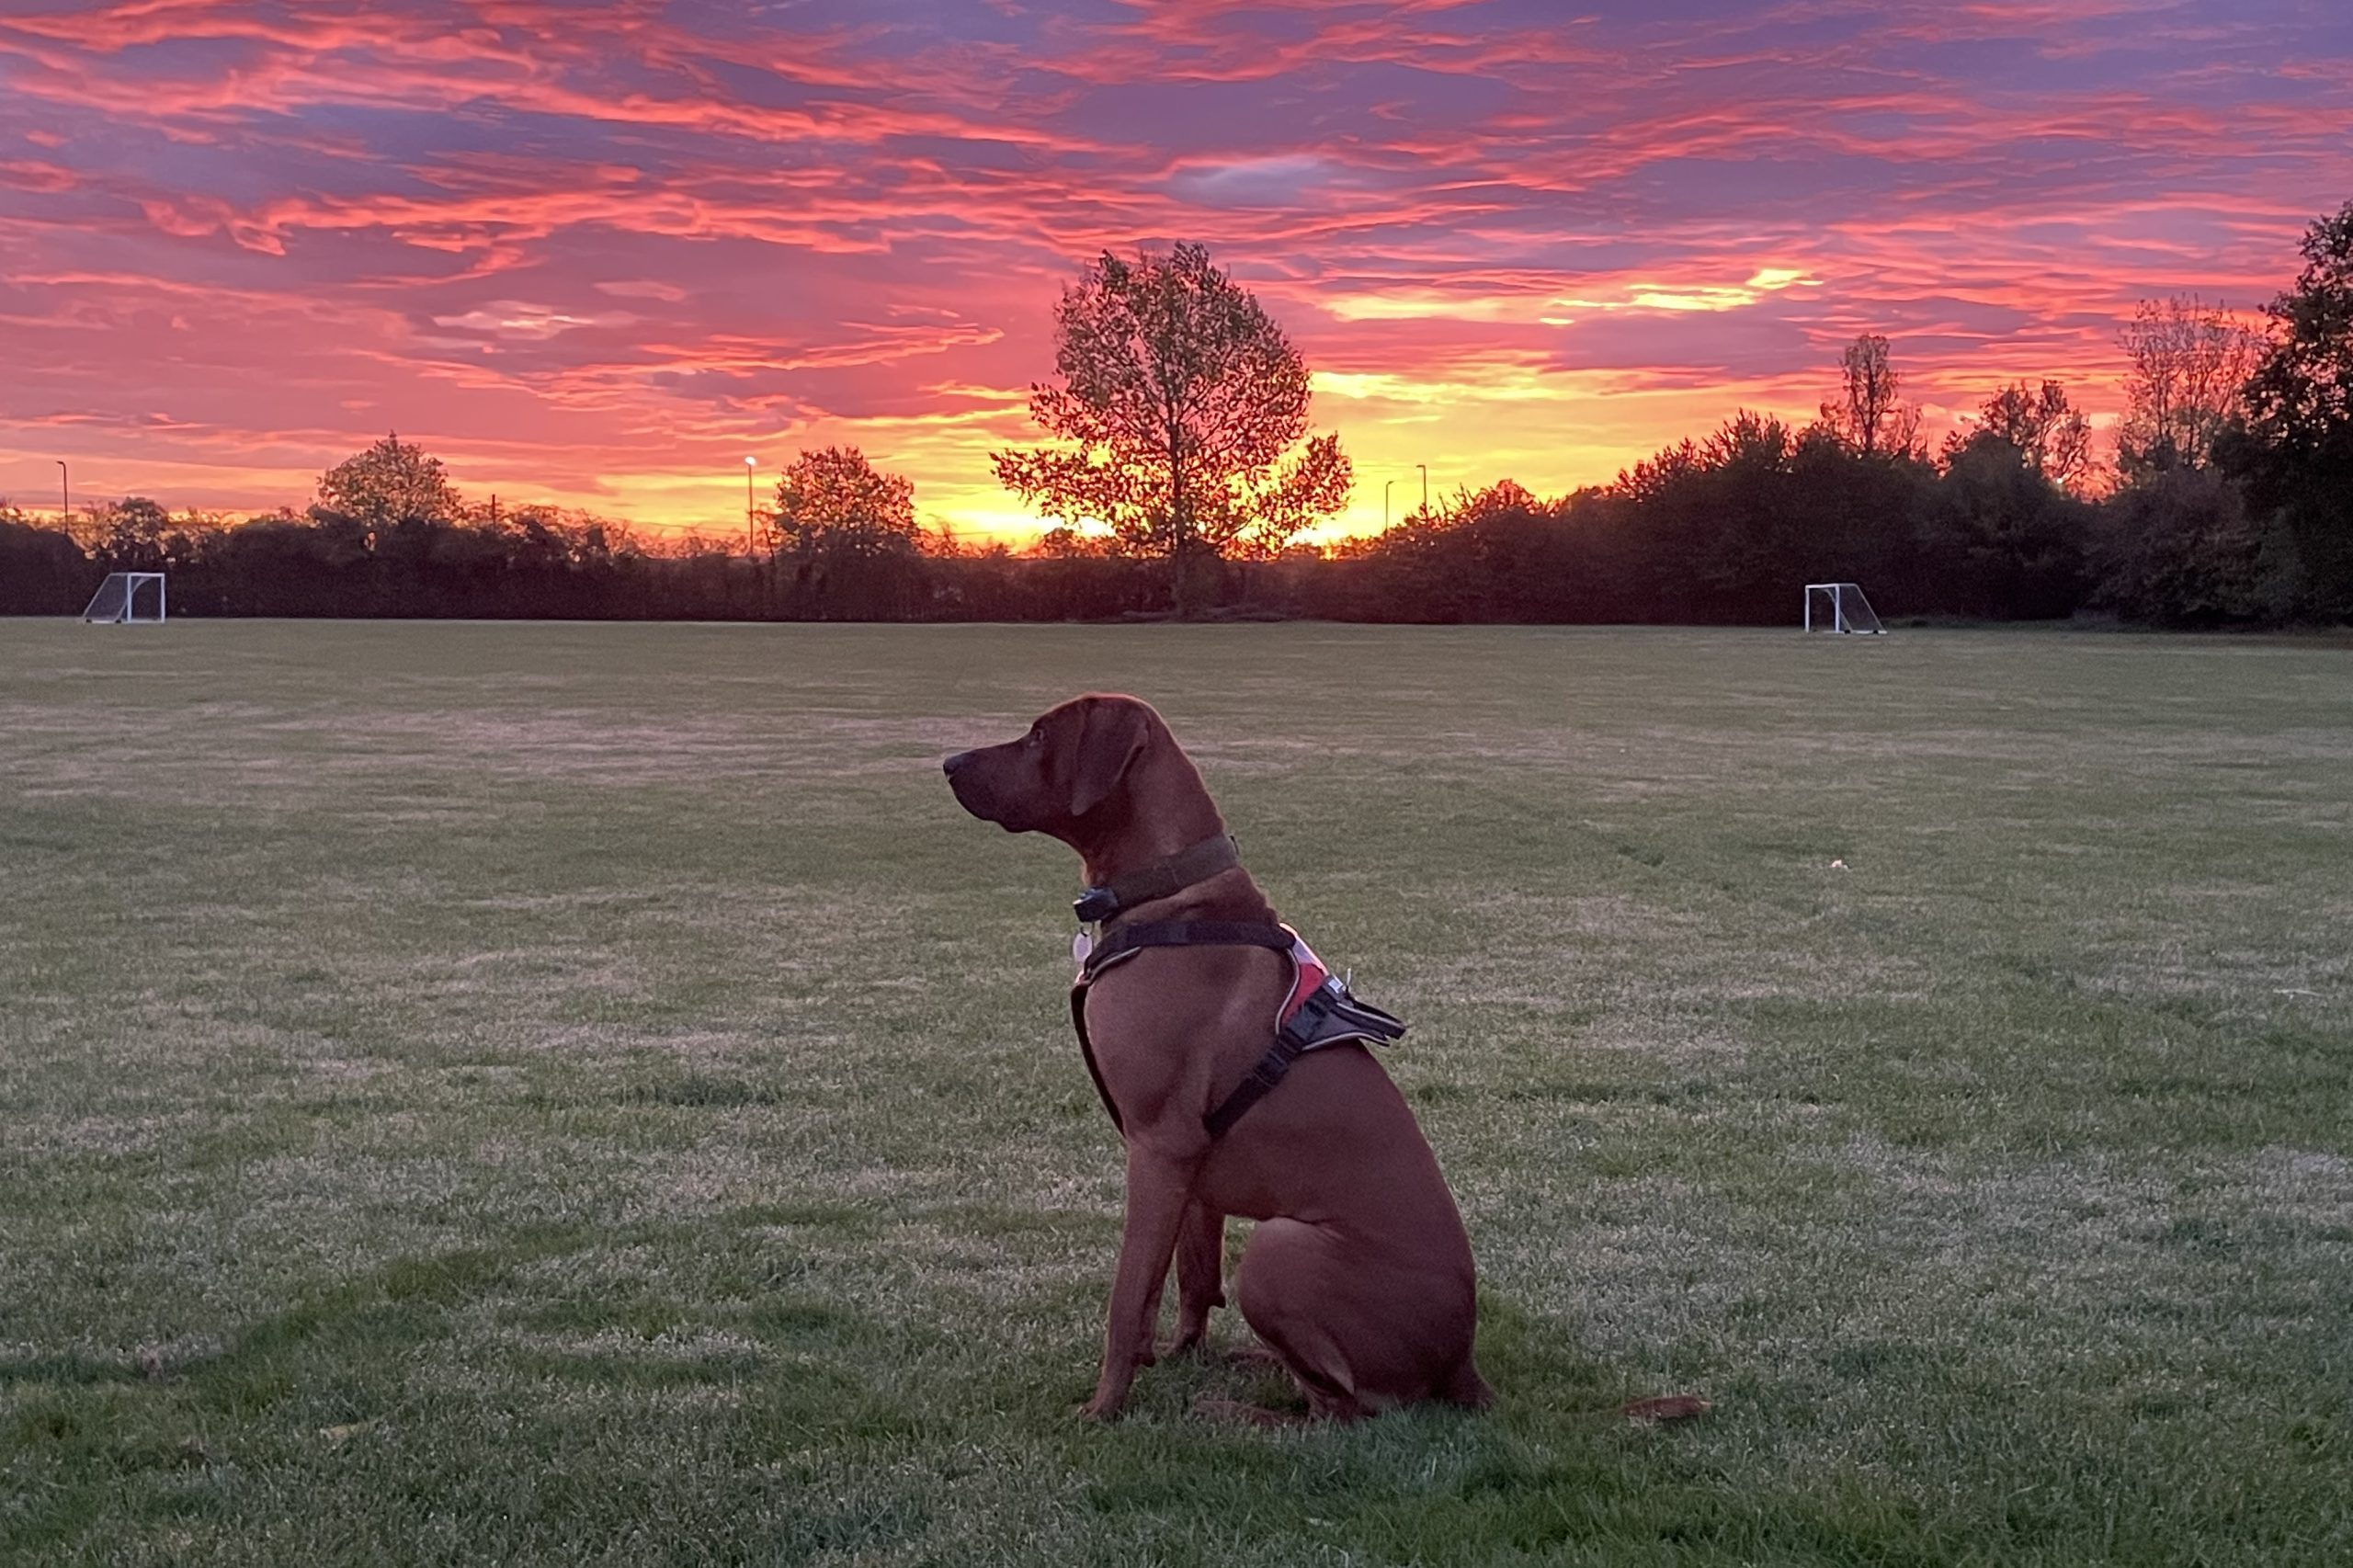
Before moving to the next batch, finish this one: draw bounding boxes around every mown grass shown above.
[1,619,2347,1566]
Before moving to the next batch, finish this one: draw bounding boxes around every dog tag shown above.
[1072,929,1094,965]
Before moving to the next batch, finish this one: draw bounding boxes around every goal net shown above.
[82,572,167,624]
[1803,582,1883,635]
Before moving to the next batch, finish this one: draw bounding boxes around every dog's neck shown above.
[1068,754,1227,892]
[1073,808,1227,892]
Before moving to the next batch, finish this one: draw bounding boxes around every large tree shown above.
[2116,296,2261,473]
[1944,381,2095,492]
[767,446,918,557]
[315,433,462,535]
[2231,199,2353,615]
[992,242,1351,610]
[1819,333,1923,459]
[767,446,926,618]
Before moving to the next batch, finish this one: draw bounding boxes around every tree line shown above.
[6,201,2348,628]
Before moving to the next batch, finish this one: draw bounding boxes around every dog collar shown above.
[1074,833,1240,926]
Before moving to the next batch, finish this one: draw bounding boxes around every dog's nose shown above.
[942,750,972,777]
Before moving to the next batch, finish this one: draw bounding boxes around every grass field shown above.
[2,619,2348,1567]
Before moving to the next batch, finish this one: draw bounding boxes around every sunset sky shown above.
[3,1,2348,546]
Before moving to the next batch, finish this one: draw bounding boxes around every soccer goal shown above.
[1803,582,1883,635]
[82,572,167,624]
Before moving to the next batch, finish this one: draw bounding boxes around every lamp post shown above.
[744,456,757,556]
[1416,462,1427,515]
[58,460,68,528]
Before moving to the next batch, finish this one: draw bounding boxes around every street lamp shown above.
[744,456,758,555]
[1383,478,1393,530]
[57,460,68,528]
[1416,462,1427,515]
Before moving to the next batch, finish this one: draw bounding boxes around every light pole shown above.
[1416,462,1427,515]
[1383,478,1393,530]
[744,456,758,556]
[57,460,68,528]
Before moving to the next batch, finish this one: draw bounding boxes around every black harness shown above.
[1068,918,1406,1140]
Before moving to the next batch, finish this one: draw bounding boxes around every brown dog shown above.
[944,693,1491,1421]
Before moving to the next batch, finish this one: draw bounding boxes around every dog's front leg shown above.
[1082,1141,1199,1419]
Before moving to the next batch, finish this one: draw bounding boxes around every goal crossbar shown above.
[82,572,167,624]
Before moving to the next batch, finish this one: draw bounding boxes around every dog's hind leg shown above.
[1168,1200,1227,1356]
[1233,1218,1377,1420]
[1235,1215,1481,1418]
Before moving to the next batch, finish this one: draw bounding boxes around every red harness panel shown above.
[1069,922,1404,1138]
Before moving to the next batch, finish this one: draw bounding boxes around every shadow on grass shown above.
[1050,1292,1977,1568]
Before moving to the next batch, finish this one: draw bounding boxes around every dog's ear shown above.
[1066,699,1150,818]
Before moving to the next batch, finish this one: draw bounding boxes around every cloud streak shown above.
[1,0,2347,540]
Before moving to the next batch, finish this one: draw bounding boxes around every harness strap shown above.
[1070,921,1400,1141]
[1082,919,1292,978]
[1205,1010,1317,1139]
[1070,921,1290,1133]
[1073,835,1240,925]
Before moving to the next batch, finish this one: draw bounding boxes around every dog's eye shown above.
[1025,729,1042,749]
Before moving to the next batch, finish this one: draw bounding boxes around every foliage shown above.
[763,447,927,619]
[992,242,1351,608]
[1944,381,2096,492]
[2116,296,2262,474]
[313,432,464,535]
[0,506,95,613]
[767,446,918,555]
[2089,464,2286,626]
[2228,199,2353,616]
[1924,437,2092,619]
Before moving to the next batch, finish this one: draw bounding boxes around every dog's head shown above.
[942,694,1157,837]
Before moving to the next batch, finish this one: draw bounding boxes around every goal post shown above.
[82,572,166,624]
[1803,582,1883,635]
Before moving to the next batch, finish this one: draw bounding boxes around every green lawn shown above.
[2,619,2347,1567]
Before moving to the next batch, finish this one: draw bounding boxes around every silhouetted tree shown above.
[768,447,917,552]
[992,242,1351,612]
[315,433,463,540]
[1821,334,1923,459]
[1945,381,2095,492]
[0,506,97,613]
[767,447,926,618]
[2229,199,2353,616]
[2089,466,2280,626]
[93,496,173,571]
[2116,296,2260,474]
[1926,437,2092,618]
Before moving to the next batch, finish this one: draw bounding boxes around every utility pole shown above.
[744,456,758,556]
